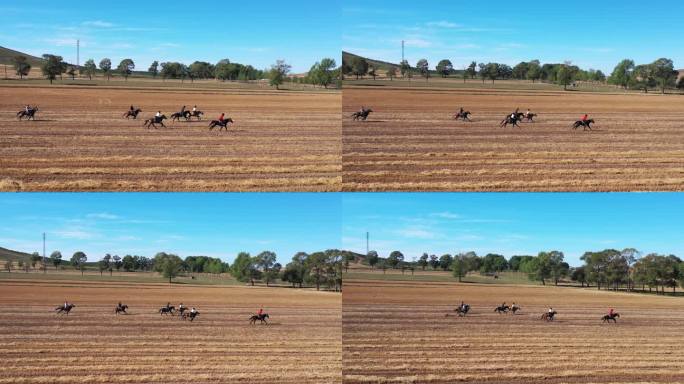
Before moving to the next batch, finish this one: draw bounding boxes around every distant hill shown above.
[0,46,45,67]
[0,246,33,262]
[343,51,403,71]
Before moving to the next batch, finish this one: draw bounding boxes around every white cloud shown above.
[395,226,438,239]
[86,212,120,220]
[54,228,96,240]
[403,38,432,48]
[430,211,461,219]
[82,20,115,28]
[426,21,461,29]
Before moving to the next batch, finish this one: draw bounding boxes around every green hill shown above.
[0,246,33,262]
[0,46,45,67]
[342,51,464,76]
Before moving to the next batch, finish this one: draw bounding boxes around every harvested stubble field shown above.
[0,279,341,383]
[343,279,684,384]
[343,86,684,191]
[0,85,340,191]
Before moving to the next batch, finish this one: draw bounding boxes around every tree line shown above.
[359,248,684,294]
[342,55,683,93]
[11,54,340,89]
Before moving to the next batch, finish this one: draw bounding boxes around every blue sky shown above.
[343,1,684,73]
[0,193,341,263]
[342,193,684,266]
[0,1,340,73]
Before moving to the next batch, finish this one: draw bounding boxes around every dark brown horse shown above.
[115,304,129,315]
[541,310,557,321]
[453,110,472,121]
[171,111,191,122]
[351,108,373,121]
[55,303,76,315]
[17,107,38,120]
[572,119,594,131]
[602,313,620,323]
[208,117,234,131]
[123,108,142,119]
[159,305,175,315]
[144,115,167,129]
[249,313,269,325]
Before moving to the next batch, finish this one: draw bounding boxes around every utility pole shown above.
[42,232,46,273]
[366,231,369,256]
[77,40,80,69]
[401,40,404,63]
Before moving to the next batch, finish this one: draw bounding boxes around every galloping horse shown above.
[351,108,373,121]
[249,313,270,325]
[453,110,472,121]
[123,108,142,119]
[572,119,595,131]
[602,313,620,323]
[494,305,510,314]
[188,110,204,120]
[510,304,521,314]
[522,112,537,122]
[144,115,167,129]
[171,111,191,122]
[115,304,129,315]
[208,117,234,131]
[182,311,200,322]
[541,310,557,321]
[500,113,523,128]
[17,106,38,120]
[55,303,76,315]
[159,305,175,315]
[454,304,470,317]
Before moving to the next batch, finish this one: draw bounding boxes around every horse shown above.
[182,311,199,322]
[115,304,129,315]
[522,112,537,122]
[178,306,188,317]
[541,310,557,321]
[494,305,510,314]
[171,111,191,122]
[144,115,167,129]
[500,113,522,128]
[208,118,234,131]
[602,313,620,323]
[351,108,373,121]
[572,119,595,131]
[17,107,38,121]
[453,110,472,122]
[454,304,470,317]
[159,305,175,315]
[249,313,269,325]
[55,303,76,315]
[188,110,204,120]
[123,108,142,119]
[510,305,521,314]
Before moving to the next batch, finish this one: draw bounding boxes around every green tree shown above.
[99,58,112,80]
[387,251,404,268]
[608,59,635,88]
[118,59,135,81]
[439,254,453,271]
[231,252,258,285]
[50,251,62,269]
[429,254,439,270]
[269,59,291,90]
[452,254,465,282]
[153,252,183,283]
[30,252,41,268]
[256,251,278,286]
[305,251,329,291]
[399,60,411,79]
[189,61,215,80]
[41,54,64,84]
[480,253,508,274]
[466,61,477,80]
[112,255,122,271]
[82,59,97,80]
[281,252,307,288]
[12,56,31,79]
[66,66,76,80]
[570,266,587,287]
[436,59,453,78]
[417,253,429,270]
[350,57,368,80]
[526,60,542,83]
[386,66,397,80]
[122,255,136,271]
[557,62,578,90]
[309,58,337,87]
[366,250,379,268]
[148,61,159,78]
[512,61,529,80]
[416,59,429,80]
[71,251,87,276]
[650,58,678,94]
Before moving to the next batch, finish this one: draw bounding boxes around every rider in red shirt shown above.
[257,307,263,317]
[581,114,589,122]
[608,308,614,316]
[218,113,225,123]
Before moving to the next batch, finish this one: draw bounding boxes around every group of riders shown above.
[454,300,617,322]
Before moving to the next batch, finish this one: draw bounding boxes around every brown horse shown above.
[55,303,76,315]
[572,119,594,131]
[541,310,557,321]
[208,118,234,131]
[114,304,129,315]
[453,110,472,121]
[249,313,269,325]
[144,115,167,129]
[123,108,142,119]
[602,313,620,323]
[17,107,38,120]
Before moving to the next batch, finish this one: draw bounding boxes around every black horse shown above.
[454,304,470,317]
[188,110,204,121]
[208,117,235,131]
[55,303,76,315]
[249,313,269,325]
[453,110,472,121]
[17,107,38,120]
[178,306,188,317]
[159,305,175,315]
[123,108,142,119]
[351,108,373,121]
[144,115,167,129]
[494,305,510,314]
[522,112,537,122]
[182,311,199,322]
[500,113,523,128]
[541,310,557,321]
[602,313,620,323]
[115,304,129,315]
[171,111,192,122]
[572,119,595,131]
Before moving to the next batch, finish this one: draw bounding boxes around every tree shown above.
[99,58,112,80]
[282,252,307,288]
[526,60,542,83]
[71,251,87,276]
[416,59,429,80]
[231,252,258,285]
[50,251,62,269]
[256,251,278,286]
[650,58,678,94]
[452,254,467,282]
[480,254,508,274]
[466,61,477,80]
[367,65,376,80]
[512,62,529,80]
[98,257,109,276]
[4,260,11,273]
[112,255,122,271]
[118,59,135,81]
[387,67,397,81]
[570,266,587,287]
[41,54,64,84]
[557,62,578,90]
[30,252,41,268]
[309,58,337,88]
[148,61,159,78]
[102,254,112,275]
[399,60,411,79]
[429,254,439,270]
[417,253,429,270]
[436,59,453,78]
[154,252,183,283]
[66,66,76,80]
[305,251,329,291]
[269,59,291,90]
[366,250,379,268]
[677,76,684,91]
[12,56,31,79]
[122,255,136,271]
[608,59,635,88]
[82,59,96,80]
[189,61,215,80]
[439,254,453,271]
[483,62,500,83]
[350,57,368,80]
[387,251,404,268]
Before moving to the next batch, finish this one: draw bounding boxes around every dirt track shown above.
[343,280,684,383]
[0,279,341,383]
[343,87,684,191]
[0,86,340,191]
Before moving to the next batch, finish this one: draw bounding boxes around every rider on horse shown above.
[608,308,614,317]
[64,299,70,310]
[218,113,225,123]
[581,113,589,122]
